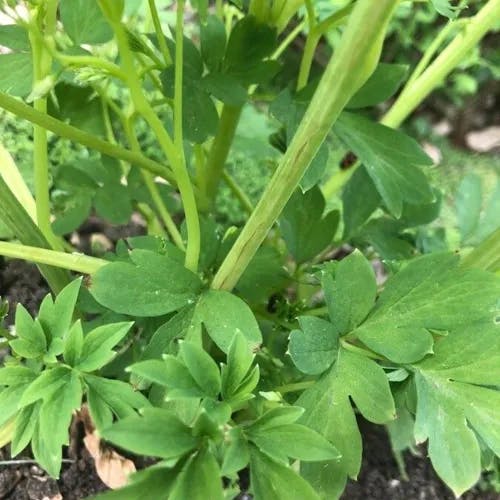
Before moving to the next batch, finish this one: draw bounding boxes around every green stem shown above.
[124,116,184,248]
[405,19,466,88]
[382,0,500,128]
[0,241,106,275]
[296,4,354,91]
[148,0,172,67]
[0,174,70,293]
[108,13,200,272]
[174,1,185,149]
[211,0,399,292]
[0,92,176,184]
[273,20,305,60]
[203,105,243,204]
[460,228,500,273]
[296,0,317,91]
[221,170,254,216]
[55,53,125,79]
[29,4,61,251]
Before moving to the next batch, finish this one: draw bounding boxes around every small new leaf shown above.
[76,321,133,372]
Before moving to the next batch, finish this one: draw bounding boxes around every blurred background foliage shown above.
[0,0,498,248]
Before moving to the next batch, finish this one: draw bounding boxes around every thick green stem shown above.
[0,174,70,293]
[203,105,243,204]
[212,0,399,291]
[382,0,500,128]
[0,242,106,275]
[460,228,500,274]
[0,92,176,183]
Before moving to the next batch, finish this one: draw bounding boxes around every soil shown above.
[1,260,498,499]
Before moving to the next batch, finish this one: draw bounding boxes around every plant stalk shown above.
[0,92,175,184]
[211,0,399,291]
[28,2,61,250]
[0,242,106,275]
[382,0,500,128]
[203,105,243,204]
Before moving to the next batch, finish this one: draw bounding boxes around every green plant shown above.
[0,0,499,498]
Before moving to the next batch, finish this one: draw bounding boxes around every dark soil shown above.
[1,255,498,499]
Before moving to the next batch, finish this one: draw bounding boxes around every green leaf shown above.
[94,183,133,225]
[323,250,377,335]
[0,386,26,427]
[91,250,202,317]
[342,165,381,237]
[0,53,33,97]
[200,15,227,73]
[455,173,482,244]
[201,73,247,106]
[60,0,113,45]
[52,83,106,137]
[221,331,255,400]
[170,448,224,500]
[334,112,434,218]
[221,428,250,476]
[431,0,459,18]
[129,357,204,399]
[11,402,40,456]
[236,246,289,304]
[224,16,277,85]
[179,342,221,398]
[19,367,72,407]
[161,67,219,144]
[297,349,395,499]
[35,371,83,477]
[354,253,500,363]
[347,63,408,109]
[288,317,339,375]
[250,446,320,500]
[84,374,149,426]
[76,321,133,372]
[11,305,47,359]
[249,423,340,463]
[31,421,62,479]
[0,25,31,52]
[63,320,84,366]
[101,408,199,459]
[280,186,339,263]
[142,306,196,360]
[412,319,500,496]
[38,278,82,341]
[88,465,177,500]
[250,406,305,432]
[39,370,82,449]
[190,290,262,353]
[0,366,38,386]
